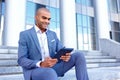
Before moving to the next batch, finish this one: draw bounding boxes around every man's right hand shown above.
[40,57,58,68]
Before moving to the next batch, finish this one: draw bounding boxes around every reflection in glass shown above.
[110,22,120,42]
[26,17,35,25]
[83,28,88,44]
[49,8,56,21]
[26,1,36,17]
[76,0,93,6]
[76,0,82,4]
[108,0,118,13]
[76,13,96,50]
[76,14,82,26]
[82,15,87,27]
[56,9,60,22]
[86,0,93,6]
[26,1,46,25]
[49,21,56,29]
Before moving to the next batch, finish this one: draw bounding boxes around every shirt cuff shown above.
[36,61,42,67]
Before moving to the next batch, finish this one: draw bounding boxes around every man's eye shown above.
[42,16,47,19]
[42,16,51,20]
[48,18,51,20]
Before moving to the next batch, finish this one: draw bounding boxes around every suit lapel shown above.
[30,27,41,53]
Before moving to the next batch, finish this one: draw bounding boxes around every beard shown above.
[37,22,48,32]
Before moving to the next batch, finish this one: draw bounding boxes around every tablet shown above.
[54,48,73,62]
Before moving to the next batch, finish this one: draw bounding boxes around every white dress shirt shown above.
[34,25,50,67]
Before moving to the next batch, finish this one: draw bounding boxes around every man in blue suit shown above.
[18,7,89,80]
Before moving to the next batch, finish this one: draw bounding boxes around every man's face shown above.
[35,10,51,31]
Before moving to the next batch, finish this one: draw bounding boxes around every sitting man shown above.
[18,7,89,80]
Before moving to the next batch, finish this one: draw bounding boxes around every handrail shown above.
[100,38,120,59]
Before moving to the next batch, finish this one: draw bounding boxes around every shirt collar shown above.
[34,25,48,34]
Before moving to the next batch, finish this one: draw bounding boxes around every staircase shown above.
[84,50,120,68]
[0,47,23,80]
[0,47,120,80]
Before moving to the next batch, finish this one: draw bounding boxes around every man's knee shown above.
[72,50,86,62]
[45,68,58,76]
[32,68,58,80]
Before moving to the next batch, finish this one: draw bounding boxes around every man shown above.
[18,7,89,80]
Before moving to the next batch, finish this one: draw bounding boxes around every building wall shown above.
[0,0,120,50]
[108,0,120,43]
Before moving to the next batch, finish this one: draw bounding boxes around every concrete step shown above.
[82,50,102,56]
[0,48,17,54]
[0,54,17,60]
[0,74,24,80]
[0,67,120,80]
[85,55,115,59]
[0,62,120,75]
[0,60,18,67]
[0,49,8,54]
[86,58,119,63]
[0,46,18,54]
[0,66,22,75]
[0,53,113,60]
[0,53,119,68]
[0,48,120,80]
[0,55,119,67]
[87,62,120,68]
[0,58,118,67]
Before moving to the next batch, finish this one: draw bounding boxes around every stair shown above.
[0,47,23,80]
[0,47,120,80]
[84,50,120,68]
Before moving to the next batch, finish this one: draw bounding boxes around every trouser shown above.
[31,50,89,80]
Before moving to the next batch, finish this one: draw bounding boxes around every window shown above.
[108,0,118,13]
[26,1,46,25]
[47,7,60,37]
[76,0,93,7]
[86,0,93,7]
[110,22,120,42]
[76,13,96,50]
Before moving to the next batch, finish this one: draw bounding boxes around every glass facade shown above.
[0,0,96,50]
[25,0,96,50]
[108,0,118,13]
[110,22,120,43]
[76,0,93,7]
[1,0,120,50]
[76,0,96,50]
[108,0,120,43]
[47,7,60,38]
[76,14,96,50]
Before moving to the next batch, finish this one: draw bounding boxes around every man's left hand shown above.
[60,53,71,62]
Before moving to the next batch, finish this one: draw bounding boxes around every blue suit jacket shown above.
[18,27,64,80]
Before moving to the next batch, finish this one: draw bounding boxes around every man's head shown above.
[35,7,51,32]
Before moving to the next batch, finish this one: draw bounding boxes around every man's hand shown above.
[60,53,71,62]
[40,57,58,68]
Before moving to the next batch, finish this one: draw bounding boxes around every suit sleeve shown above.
[17,32,39,69]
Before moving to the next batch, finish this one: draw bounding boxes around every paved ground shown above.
[0,67,120,80]
[60,66,120,80]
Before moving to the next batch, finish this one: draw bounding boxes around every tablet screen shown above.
[54,48,73,62]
